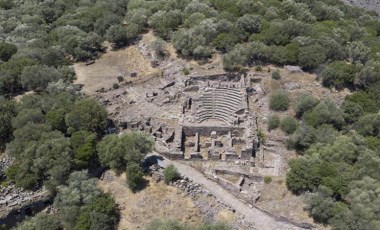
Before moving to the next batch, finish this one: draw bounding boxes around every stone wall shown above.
[185,73,244,86]
[182,126,244,136]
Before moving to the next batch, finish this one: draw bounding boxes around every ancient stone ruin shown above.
[107,72,259,165]
[171,75,258,163]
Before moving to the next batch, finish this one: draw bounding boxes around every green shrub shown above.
[280,116,298,135]
[117,76,124,82]
[0,42,17,62]
[286,125,316,150]
[295,94,319,118]
[269,90,290,111]
[302,100,344,129]
[164,165,180,184]
[255,65,263,71]
[5,164,19,182]
[272,69,281,80]
[258,129,265,144]
[152,38,167,56]
[126,162,144,191]
[113,83,120,89]
[75,194,118,230]
[183,68,190,75]
[298,44,327,70]
[264,176,272,184]
[322,61,356,89]
[268,115,280,131]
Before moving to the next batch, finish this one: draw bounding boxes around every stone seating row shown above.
[196,114,232,124]
[196,109,235,124]
[200,95,242,107]
[199,100,242,111]
[201,93,242,104]
[207,91,242,101]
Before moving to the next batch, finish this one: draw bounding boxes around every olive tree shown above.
[269,90,290,111]
[321,61,356,89]
[0,42,17,61]
[237,14,262,34]
[20,65,62,91]
[97,132,153,171]
[65,98,108,135]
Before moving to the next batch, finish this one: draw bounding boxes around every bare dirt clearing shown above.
[98,171,203,230]
[73,31,227,95]
[73,45,159,95]
[13,91,34,103]
[257,176,318,227]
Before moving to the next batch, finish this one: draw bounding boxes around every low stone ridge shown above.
[0,184,49,218]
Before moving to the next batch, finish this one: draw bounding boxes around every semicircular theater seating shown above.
[196,88,244,124]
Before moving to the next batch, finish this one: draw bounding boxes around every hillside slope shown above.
[341,0,380,15]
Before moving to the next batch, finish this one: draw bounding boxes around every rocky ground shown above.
[99,170,204,230]
[158,156,312,230]
[150,164,256,230]
[0,185,49,218]
[0,154,50,224]
[0,156,12,182]
[341,0,380,15]
[99,166,259,230]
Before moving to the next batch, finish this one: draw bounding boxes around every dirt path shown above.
[157,154,303,230]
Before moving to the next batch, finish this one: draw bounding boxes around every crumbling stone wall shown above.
[182,126,244,136]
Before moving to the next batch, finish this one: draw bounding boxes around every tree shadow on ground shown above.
[132,177,150,193]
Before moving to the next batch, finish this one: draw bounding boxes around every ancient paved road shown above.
[155,153,303,230]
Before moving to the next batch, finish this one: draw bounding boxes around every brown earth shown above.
[98,171,204,230]
[257,176,323,228]
[73,43,159,95]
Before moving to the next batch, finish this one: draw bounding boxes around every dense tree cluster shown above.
[119,0,380,89]
[105,1,373,72]
[0,82,153,229]
[0,85,154,229]
[286,85,380,228]
[0,0,130,98]
[14,212,61,230]
[0,99,16,150]
[2,0,380,91]
[4,90,107,191]
[15,171,119,230]
[97,132,153,191]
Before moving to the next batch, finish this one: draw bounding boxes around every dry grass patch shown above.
[98,171,203,230]
[73,45,159,95]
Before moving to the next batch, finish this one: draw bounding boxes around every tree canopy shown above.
[54,171,119,230]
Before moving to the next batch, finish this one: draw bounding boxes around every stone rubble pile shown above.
[100,170,115,182]
[0,184,48,213]
[172,178,212,199]
[0,157,13,181]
